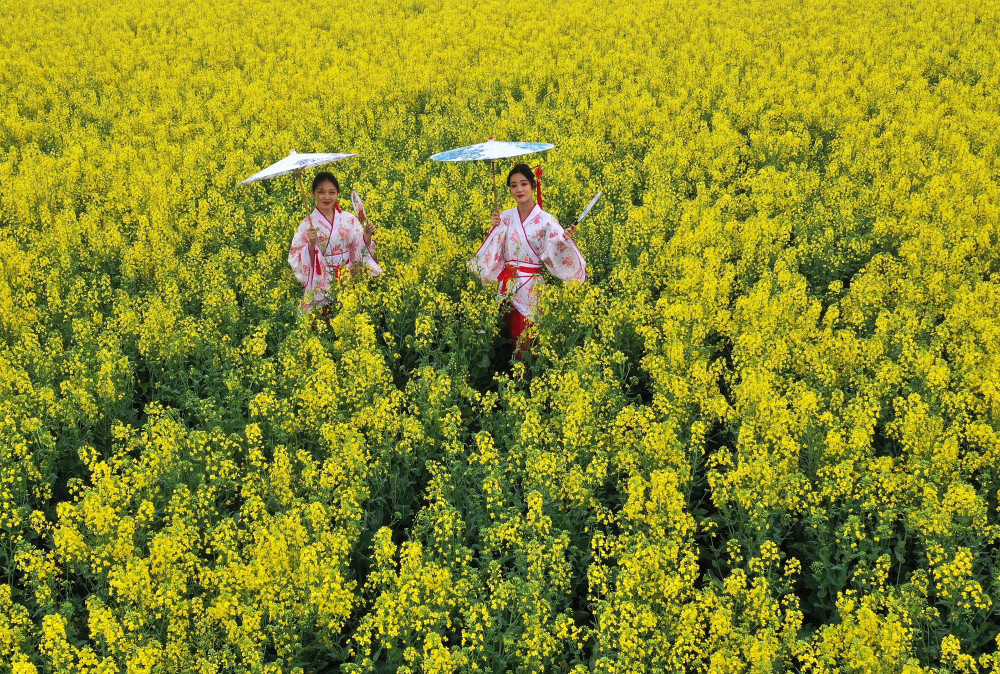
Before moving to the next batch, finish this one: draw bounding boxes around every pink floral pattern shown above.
[468,204,586,318]
[289,208,381,310]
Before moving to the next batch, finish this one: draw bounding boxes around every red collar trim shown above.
[316,204,341,226]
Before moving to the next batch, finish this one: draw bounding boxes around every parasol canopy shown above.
[430,138,555,211]
[239,150,357,185]
[429,139,554,162]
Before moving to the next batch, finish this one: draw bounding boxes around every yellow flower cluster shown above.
[3,0,1000,670]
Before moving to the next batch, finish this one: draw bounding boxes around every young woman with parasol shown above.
[431,139,597,358]
[287,172,380,312]
[240,151,380,313]
[470,163,586,357]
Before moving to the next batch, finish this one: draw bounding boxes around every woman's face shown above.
[313,181,339,210]
[508,173,534,207]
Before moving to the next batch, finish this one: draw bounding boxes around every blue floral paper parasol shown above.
[430,140,554,162]
[430,138,554,211]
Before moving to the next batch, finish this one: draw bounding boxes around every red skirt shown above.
[507,309,530,359]
[498,263,540,360]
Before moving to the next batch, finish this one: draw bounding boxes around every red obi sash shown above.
[498,262,542,294]
[311,252,345,281]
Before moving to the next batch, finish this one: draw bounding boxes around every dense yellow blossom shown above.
[2,0,1000,670]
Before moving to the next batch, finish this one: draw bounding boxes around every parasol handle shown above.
[491,159,498,214]
[296,169,320,253]
[295,169,311,207]
[296,170,314,221]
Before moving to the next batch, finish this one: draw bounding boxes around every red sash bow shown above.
[498,262,542,293]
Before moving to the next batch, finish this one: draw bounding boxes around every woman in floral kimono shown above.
[469,163,586,356]
[288,172,381,312]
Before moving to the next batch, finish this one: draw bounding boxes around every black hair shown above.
[311,171,340,192]
[507,164,536,188]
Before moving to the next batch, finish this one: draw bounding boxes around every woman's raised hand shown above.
[564,224,578,240]
[363,218,376,247]
[491,210,501,228]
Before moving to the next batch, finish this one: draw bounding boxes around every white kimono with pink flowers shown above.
[288,208,381,310]
[469,204,586,318]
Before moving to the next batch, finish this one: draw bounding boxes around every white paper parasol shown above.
[240,150,359,236]
[429,139,554,163]
[239,150,357,185]
[430,138,554,211]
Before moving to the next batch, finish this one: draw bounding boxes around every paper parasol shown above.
[429,139,554,163]
[240,150,359,235]
[239,150,357,185]
[430,138,554,211]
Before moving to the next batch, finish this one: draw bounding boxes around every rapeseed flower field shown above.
[2,0,1000,670]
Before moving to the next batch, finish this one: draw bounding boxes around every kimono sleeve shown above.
[538,217,586,282]
[468,223,507,282]
[288,216,315,286]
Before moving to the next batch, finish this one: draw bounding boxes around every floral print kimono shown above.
[288,206,381,311]
[469,204,586,346]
